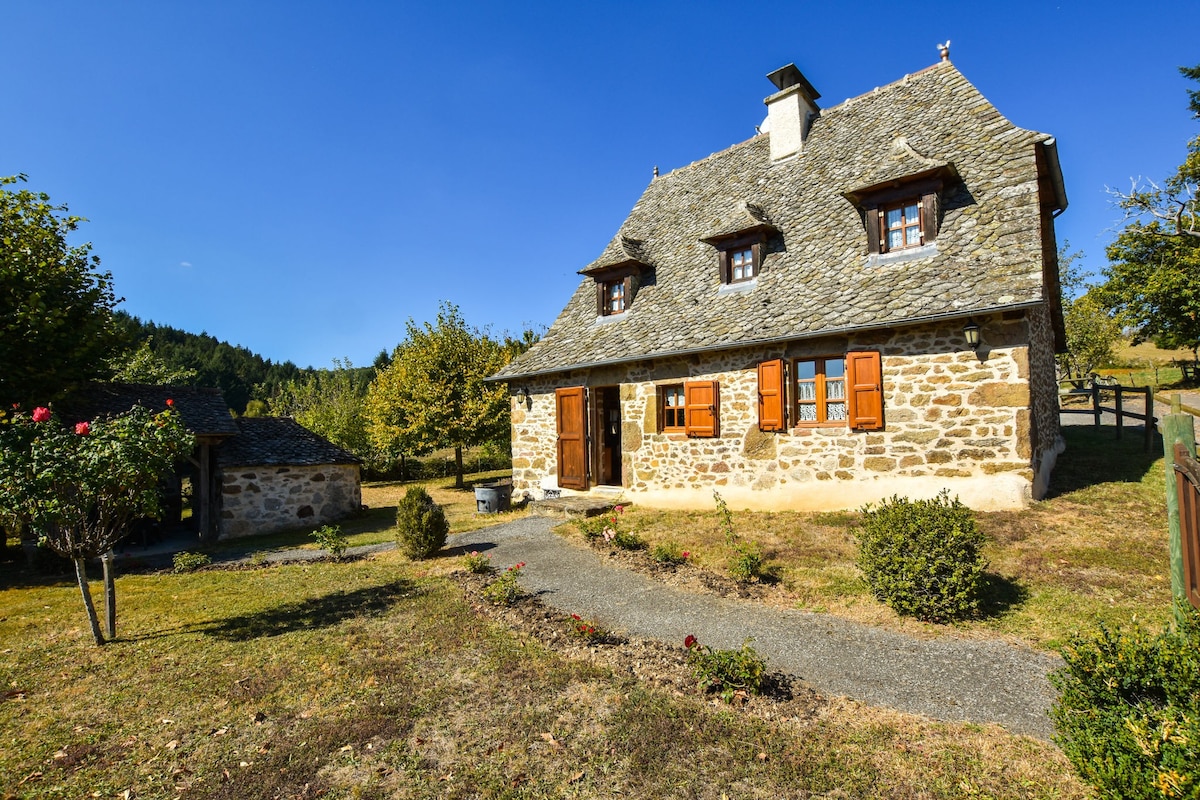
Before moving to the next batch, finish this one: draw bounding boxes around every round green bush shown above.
[854,490,986,622]
[1050,607,1200,799]
[395,486,449,559]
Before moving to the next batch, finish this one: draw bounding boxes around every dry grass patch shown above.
[0,552,1086,799]
[562,426,1174,649]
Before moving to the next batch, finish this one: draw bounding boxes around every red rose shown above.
[75,421,90,435]
[165,398,174,407]
[684,635,698,650]
[32,407,51,423]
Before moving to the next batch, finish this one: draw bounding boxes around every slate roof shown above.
[494,60,1065,381]
[215,417,361,468]
[65,383,239,437]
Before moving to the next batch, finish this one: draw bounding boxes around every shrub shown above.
[854,490,986,622]
[311,524,348,560]
[728,542,764,583]
[684,635,766,702]
[650,541,689,565]
[568,613,609,643]
[482,562,526,606]
[713,491,763,583]
[462,550,493,574]
[1050,607,1200,799]
[395,486,449,559]
[172,551,211,573]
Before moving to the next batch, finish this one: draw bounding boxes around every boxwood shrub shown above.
[1050,607,1200,799]
[854,490,986,623]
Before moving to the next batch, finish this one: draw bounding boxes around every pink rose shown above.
[75,421,90,435]
[682,551,690,559]
[32,407,51,423]
[684,635,698,650]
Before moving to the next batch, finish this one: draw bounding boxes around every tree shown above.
[1098,65,1200,354]
[0,403,193,645]
[269,358,372,462]
[1057,245,1121,380]
[365,303,511,488]
[0,175,122,406]
[106,337,200,385]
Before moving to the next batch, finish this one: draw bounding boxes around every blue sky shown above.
[3,1,1196,368]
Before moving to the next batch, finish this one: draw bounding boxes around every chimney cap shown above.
[766,63,820,100]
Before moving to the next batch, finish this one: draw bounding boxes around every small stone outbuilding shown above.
[491,54,1068,512]
[216,417,362,539]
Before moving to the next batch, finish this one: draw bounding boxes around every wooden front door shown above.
[556,386,588,490]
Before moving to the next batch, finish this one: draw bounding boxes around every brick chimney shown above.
[763,64,820,162]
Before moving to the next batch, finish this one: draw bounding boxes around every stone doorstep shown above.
[529,496,631,519]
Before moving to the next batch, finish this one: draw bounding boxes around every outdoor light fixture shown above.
[962,321,982,350]
[514,387,528,406]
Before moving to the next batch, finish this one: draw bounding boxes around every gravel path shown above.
[453,516,1061,741]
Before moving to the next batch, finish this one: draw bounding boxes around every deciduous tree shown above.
[0,175,121,406]
[0,403,193,645]
[1057,245,1121,380]
[270,358,372,462]
[366,303,510,488]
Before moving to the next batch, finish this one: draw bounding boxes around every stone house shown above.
[216,417,362,538]
[491,53,1068,512]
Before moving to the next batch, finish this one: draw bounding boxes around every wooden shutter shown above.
[757,359,786,432]
[865,206,882,254]
[556,386,588,489]
[921,191,939,243]
[684,380,719,438]
[846,351,884,430]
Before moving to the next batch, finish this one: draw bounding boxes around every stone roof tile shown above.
[65,383,239,437]
[495,60,1058,381]
[216,417,361,468]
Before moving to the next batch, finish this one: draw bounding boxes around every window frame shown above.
[792,356,849,428]
[756,351,883,432]
[881,198,924,252]
[659,384,686,433]
[602,277,628,315]
[656,381,720,437]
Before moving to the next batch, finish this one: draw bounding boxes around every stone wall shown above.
[510,312,1053,511]
[219,464,362,539]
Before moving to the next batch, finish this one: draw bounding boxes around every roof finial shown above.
[653,165,659,179]
[937,40,951,62]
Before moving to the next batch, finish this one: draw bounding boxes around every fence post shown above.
[1091,382,1101,428]
[1162,406,1195,624]
[1145,386,1155,452]
[1115,386,1124,440]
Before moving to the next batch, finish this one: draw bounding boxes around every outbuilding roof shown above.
[494,59,1065,381]
[215,417,361,468]
[66,383,239,437]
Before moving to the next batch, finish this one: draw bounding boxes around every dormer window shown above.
[604,278,628,315]
[844,162,959,258]
[883,199,924,251]
[730,247,756,282]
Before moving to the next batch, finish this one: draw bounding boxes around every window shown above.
[795,357,847,424]
[660,385,686,431]
[730,247,756,282]
[883,199,923,251]
[843,165,956,257]
[756,352,884,431]
[604,279,627,315]
[657,381,720,437]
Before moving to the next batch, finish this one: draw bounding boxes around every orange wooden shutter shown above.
[757,359,786,432]
[555,386,588,489]
[684,380,719,438]
[846,351,884,430]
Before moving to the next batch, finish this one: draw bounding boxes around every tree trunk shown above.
[102,549,116,640]
[454,446,464,489]
[74,557,105,646]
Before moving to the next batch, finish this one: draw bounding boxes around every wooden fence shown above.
[1059,378,1157,451]
[1170,442,1200,612]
